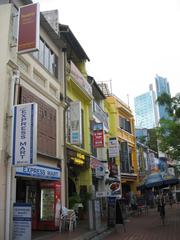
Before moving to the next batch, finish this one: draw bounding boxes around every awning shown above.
[15,164,61,181]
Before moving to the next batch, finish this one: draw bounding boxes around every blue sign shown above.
[16,165,61,180]
[13,203,31,240]
[12,103,37,166]
[93,122,104,131]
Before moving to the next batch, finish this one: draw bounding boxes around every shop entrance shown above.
[16,178,61,231]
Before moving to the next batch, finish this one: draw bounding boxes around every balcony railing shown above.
[70,61,92,97]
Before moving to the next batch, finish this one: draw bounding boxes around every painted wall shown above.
[0,4,13,239]
[0,3,65,238]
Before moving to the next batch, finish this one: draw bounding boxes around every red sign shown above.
[108,160,118,176]
[18,3,39,54]
[90,158,103,169]
[93,130,104,148]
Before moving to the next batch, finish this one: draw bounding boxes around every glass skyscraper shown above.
[155,74,171,120]
[134,85,158,129]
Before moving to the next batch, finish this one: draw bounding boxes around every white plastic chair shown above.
[65,209,77,232]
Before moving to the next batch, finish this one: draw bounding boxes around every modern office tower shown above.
[155,74,171,120]
[134,84,158,129]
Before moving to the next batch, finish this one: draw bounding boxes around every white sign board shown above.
[96,191,107,198]
[95,165,105,177]
[70,101,82,145]
[13,203,32,240]
[109,137,119,158]
[12,103,37,166]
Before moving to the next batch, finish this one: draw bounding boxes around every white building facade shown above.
[0,1,66,239]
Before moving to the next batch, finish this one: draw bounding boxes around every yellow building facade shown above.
[105,95,138,195]
[66,60,93,201]
[59,24,94,207]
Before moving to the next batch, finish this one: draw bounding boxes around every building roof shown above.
[87,76,106,100]
[41,14,65,49]
[59,24,90,61]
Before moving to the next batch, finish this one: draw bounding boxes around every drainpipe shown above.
[5,69,20,240]
[62,48,69,207]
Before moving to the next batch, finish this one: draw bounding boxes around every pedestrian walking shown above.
[130,192,137,211]
[168,189,173,208]
[155,192,161,212]
[159,191,166,225]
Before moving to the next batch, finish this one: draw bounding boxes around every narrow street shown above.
[105,204,180,240]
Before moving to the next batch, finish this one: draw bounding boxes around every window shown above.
[33,38,58,78]
[39,38,44,65]
[120,142,130,173]
[119,117,131,133]
[20,87,57,157]
[44,43,50,69]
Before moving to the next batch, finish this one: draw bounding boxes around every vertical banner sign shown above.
[93,123,105,148]
[70,101,82,145]
[109,137,119,158]
[13,203,32,240]
[12,103,37,166]
[18,3,40,54]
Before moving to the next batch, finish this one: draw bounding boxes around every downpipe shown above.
[5,69,20,240]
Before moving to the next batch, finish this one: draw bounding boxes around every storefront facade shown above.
[15,164,61,230]
[61,27,93,208]
[67,147,91,204]
[0,1,65,239]
[104,95,138,195]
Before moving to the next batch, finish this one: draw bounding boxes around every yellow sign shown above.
[70,152,85,166]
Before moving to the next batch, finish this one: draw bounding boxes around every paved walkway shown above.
[32,220,107,240]
[104,203,180,240]
[32,204,180,240]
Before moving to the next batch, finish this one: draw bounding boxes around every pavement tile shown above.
[105,203,180,240]
[33,204,180,240]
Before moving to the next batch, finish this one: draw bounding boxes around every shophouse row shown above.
[0,0,153,239]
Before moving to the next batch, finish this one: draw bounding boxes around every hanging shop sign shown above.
[108,137,119,158]
[93,130,105,148]
[70,101,82,145]
[13,203,32,240]
[109,182,120,192]
[96,191,107,198]
[93,101,109,131]
[18,3,40,54]
[90,158,103,168]
[12,103,37,166]
[67,148,90,167]
[108,159,119,177]
[93,123,105,148]
[95,165,105,177]
[70,152,85,166]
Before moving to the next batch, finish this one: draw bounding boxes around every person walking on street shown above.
[159,191,166,225]
[155,192,161,212]
[168,189,173,208]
